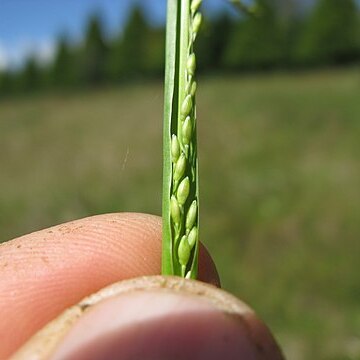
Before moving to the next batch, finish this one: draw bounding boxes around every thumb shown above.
[12,277,284,360]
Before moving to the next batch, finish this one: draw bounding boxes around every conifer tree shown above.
[298,0,359,64]
[81,14,108,85]
[51,36,76,87]
[224,0,284,70]
[107,6,149,80]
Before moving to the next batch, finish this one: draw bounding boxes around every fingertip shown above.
[13,277,283,360]
[0,213,162,358]
[0,212,219,358]
[198,243,221,287]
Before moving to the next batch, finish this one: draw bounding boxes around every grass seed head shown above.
[188,226,198,249]
[187,53,196,76]
[191,0,202,15]
[170,195,181,225]
[164,0,202,278]
[174,153,187,181]
[186,200,197,230]
[181,95,193,118]
[185,80,193,94]
[193,12,202,34]
[178,235,191,266]
[171,134,181,162]
[182,116,192,145]
[177,177,190,205]
[190,81,197,97]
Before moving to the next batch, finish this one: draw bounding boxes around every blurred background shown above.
[0,0,359,358]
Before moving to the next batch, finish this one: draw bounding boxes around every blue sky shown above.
[0,0,234,70]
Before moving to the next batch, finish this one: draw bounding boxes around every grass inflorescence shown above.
[162,0,202,278]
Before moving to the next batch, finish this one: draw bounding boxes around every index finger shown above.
[0,213,219,359]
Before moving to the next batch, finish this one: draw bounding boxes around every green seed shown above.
[177,177,190,205]
[178,235,190,266]
[163,0,202,279]
[171,135,180,163]
[191,0,202,15]
[185,80,193,94]
[170,195,181,225]
[182,116,192,145]
[190,81,197,97]
[187,53,196,76]
[186,200,197,230]
[174,153,186,181]
[188,226,198,249]
[184,81,196,98]
[193,12,202,35]
[181,95,193,118]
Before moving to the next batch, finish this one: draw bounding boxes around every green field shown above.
[1,69,359,359]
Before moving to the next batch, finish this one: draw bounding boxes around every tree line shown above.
[0,0,359,95]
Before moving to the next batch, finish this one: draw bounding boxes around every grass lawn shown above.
[1,68,359,359]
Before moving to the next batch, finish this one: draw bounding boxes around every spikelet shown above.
[169,0,202,277]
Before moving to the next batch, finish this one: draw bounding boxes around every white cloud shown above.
[35,40,56,66]
[0,39,56,70]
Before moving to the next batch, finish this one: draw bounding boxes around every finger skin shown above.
[12,277,283,360]
[0,213,219,359]
[52,291,283,360]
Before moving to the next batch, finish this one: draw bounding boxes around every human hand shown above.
[0,213,283,359]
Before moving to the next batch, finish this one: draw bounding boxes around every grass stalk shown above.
[162,0,202,278]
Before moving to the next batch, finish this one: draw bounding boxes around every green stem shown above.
[178,0,190,141]
[162,0,178,276]
[162,0,201,278]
